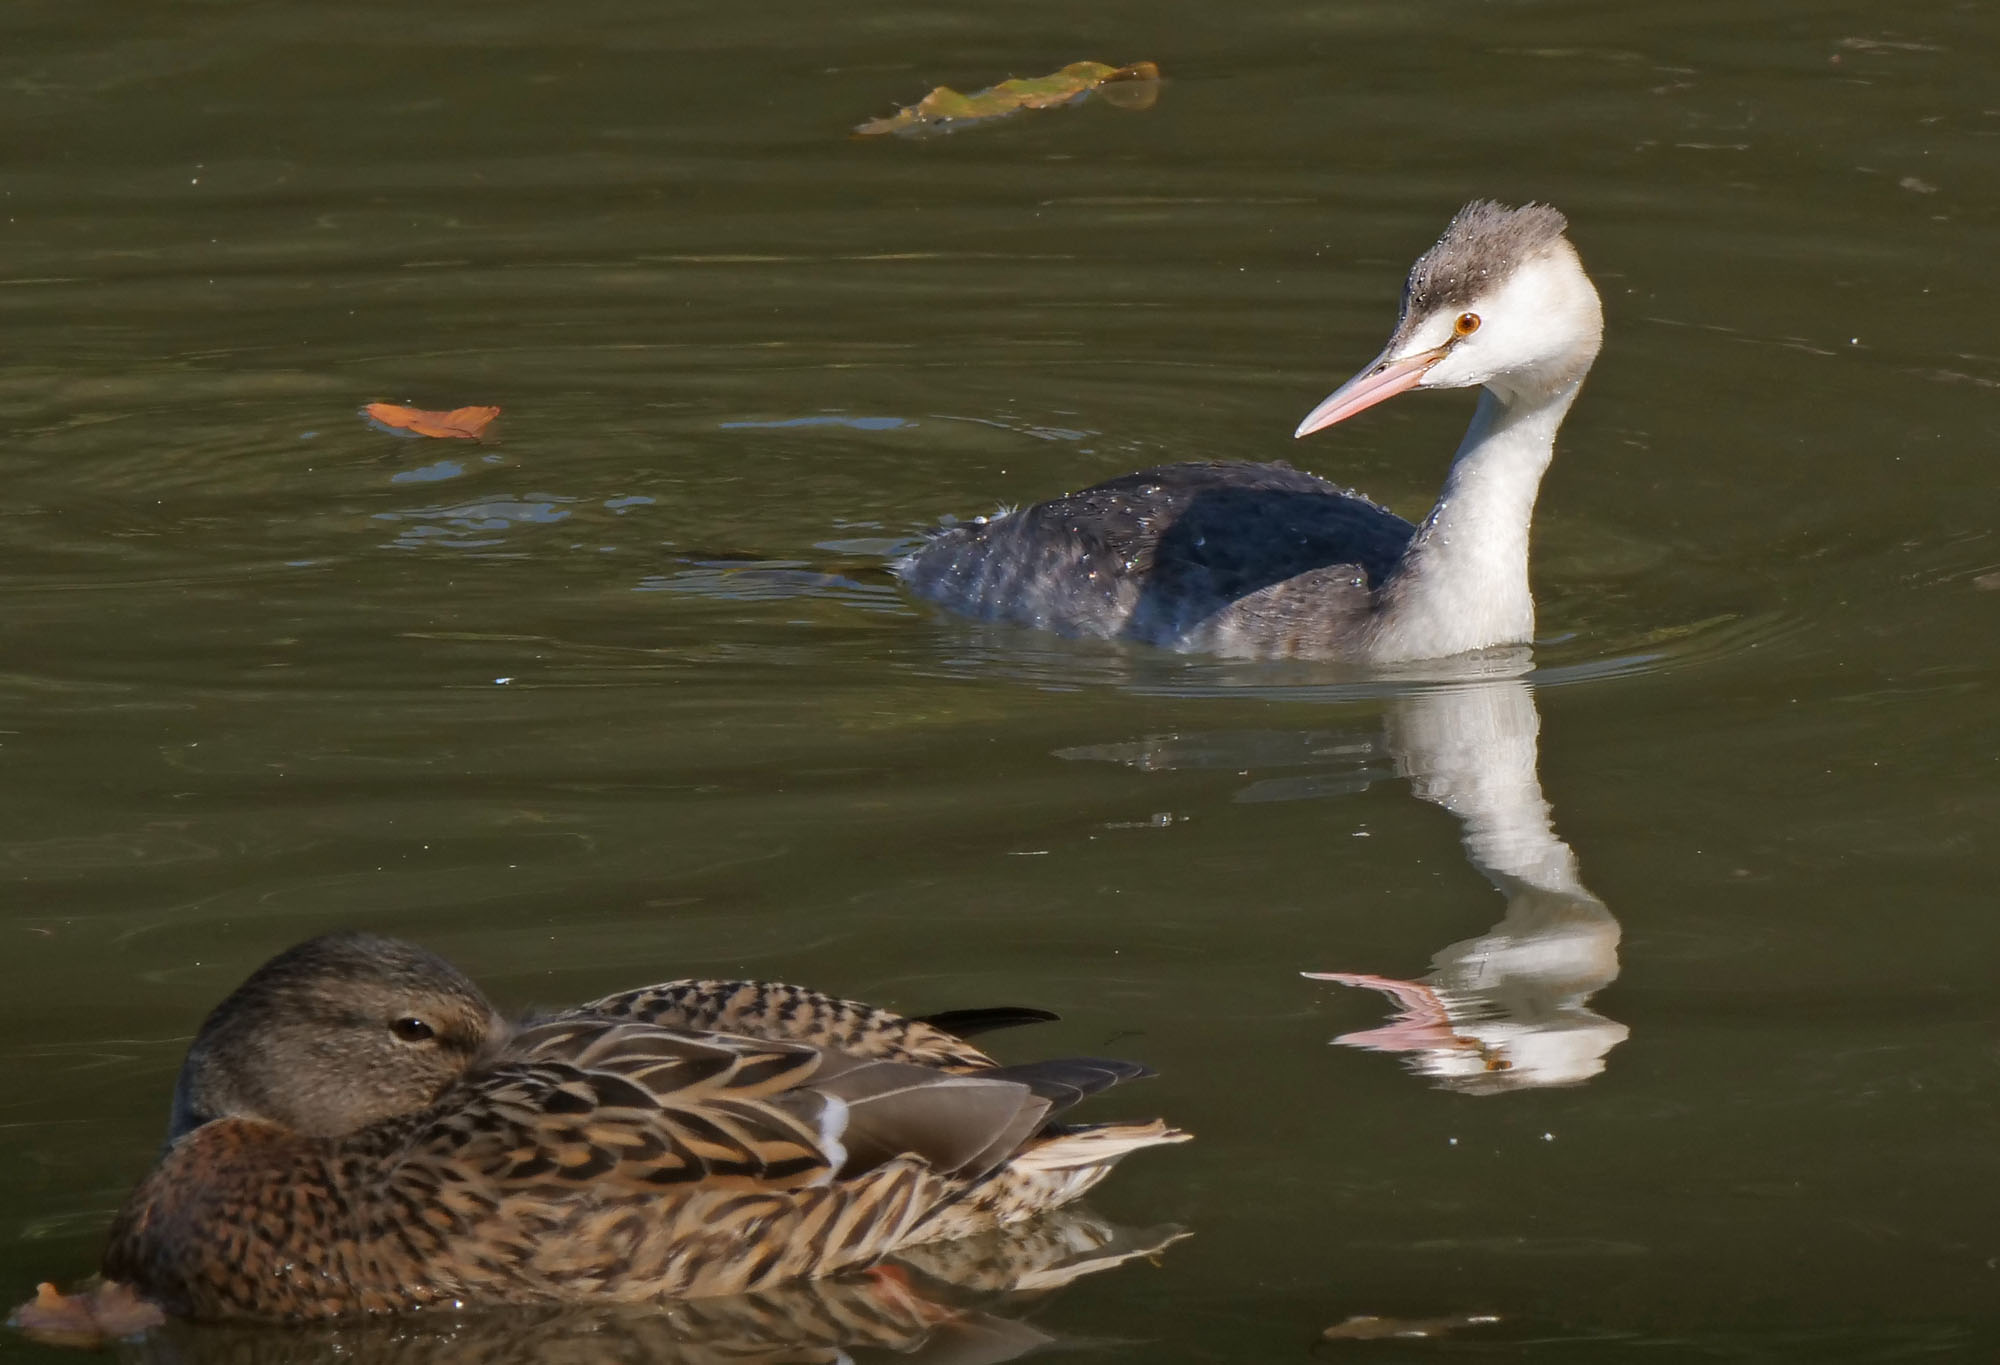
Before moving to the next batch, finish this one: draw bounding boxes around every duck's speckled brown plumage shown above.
[60,1209,1185,1365]
[103,934,1187,1323]
[569,979,1017,1073]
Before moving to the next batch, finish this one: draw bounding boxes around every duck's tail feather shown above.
[1008,1118,1192,1174]
[912,1119,1191,1246]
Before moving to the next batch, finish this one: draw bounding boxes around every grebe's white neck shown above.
[1369,376,1586,662]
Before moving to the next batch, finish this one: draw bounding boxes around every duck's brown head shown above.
[166,932,504,1143]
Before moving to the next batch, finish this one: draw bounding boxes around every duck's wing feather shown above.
[779,1046,1051,1181]
[413,1024,835,1190]
[985,1058,1154,1110]
[340,1021,1062,1303]
[565,980,1004,1073]
[396,1020,1054,1196]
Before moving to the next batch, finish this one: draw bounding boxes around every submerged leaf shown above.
[9,1281,166,1348]
[361,402,501,440]
[857,61,1161,137]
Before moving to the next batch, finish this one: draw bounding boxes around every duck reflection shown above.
[77,1211,1184,1365]
[1060,676,1625,1092]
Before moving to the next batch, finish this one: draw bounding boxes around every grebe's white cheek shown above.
[1420,342,1489,391]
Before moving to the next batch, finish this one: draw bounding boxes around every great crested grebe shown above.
[896,201,1604,662]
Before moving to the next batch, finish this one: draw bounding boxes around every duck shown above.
[100,932,1187,1322]
[895,200,1605,662]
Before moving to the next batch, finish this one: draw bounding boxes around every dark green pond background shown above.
[4,1,1996,1360]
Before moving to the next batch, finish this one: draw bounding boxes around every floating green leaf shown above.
[856,61,1161,137]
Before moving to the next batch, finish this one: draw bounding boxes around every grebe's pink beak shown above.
[1292,343,1450,439]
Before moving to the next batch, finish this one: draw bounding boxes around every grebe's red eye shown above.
[1454,312,1481,337]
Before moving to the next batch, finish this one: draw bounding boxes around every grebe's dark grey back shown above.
[896,201,1604,663]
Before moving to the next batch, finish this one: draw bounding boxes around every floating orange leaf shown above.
[9,1281,166,1348]
[361,402,501,440]
[856,61,1161,137]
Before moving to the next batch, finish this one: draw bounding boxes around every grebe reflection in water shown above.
[1057,674,1624,1091]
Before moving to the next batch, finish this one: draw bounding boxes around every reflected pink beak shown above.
[1292,344,1450,439]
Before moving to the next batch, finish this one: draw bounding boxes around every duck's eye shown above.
[1454,312,1482,337]
[389,1016,436,1043]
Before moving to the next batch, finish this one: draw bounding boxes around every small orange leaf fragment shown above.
[856,61,1162,137]
[9,1280,166,1347]
[362,402,501,440]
